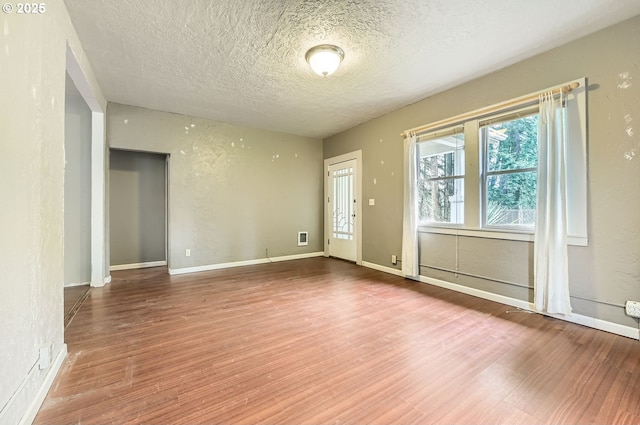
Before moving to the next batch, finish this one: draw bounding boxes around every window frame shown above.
[411,78,588,246]
[479,107,540,231]
[416,125,465,225]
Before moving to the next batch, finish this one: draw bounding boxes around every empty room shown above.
[2,1,640,424]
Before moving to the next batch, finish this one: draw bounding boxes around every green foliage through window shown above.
[483,115,539,227]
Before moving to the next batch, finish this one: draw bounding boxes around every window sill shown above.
[418,225,588,247]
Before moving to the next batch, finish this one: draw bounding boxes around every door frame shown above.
[324,150,362,265]
[108,148,169,271]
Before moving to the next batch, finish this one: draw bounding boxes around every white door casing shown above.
[324,151,362,264]
[328,160,357,261]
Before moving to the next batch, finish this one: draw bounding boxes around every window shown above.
[417,126,464,224]
[481,112,539,228]
[409,78,588,245]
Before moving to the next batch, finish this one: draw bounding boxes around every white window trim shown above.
[417,128,466,225]
[412,78,588,247]
[479,112,539,230]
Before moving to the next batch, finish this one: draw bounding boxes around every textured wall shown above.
[109,149,167,266]
[107,103,324,270]
[64,73,92,286]
[0,1,106,423]
[324,15,640,329]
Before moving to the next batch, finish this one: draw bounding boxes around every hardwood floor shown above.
[36,258,639,424]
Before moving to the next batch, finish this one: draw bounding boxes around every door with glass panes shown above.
[328,160,357,262]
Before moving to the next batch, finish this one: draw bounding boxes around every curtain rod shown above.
[401,80,581,138]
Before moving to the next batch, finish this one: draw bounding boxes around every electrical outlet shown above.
[625,300,640,318]
[391,255,397,265]
[185,249,191,257]
[38,344,52,370]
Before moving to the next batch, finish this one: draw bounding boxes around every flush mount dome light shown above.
[305,44,345,77]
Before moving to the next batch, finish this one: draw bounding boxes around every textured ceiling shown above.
[64,0,640,139]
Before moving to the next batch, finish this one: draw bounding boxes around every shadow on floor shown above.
[64,285,90,329]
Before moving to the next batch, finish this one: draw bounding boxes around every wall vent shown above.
[298,232,308,246]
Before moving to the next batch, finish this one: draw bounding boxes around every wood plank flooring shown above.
[36,258,639,424]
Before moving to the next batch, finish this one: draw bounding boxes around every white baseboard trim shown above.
[558,309,639,340]
[169,252,325,276]
[17,344,67,425]
[91,275,111,288]
[110,261,167,271]
[362,261,404,277]
[420,275,532,310]
[64,281,90,288]
[170,258,270,275]
[267,252,325,263]
[420,275,639,340]
[361,261,639,340]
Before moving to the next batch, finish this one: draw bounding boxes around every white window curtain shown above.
[402,132,419,278]
[534,92,572,315]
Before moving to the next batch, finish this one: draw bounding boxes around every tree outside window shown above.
[482,114,539,227]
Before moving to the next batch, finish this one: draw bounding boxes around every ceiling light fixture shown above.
[305,44,345,77]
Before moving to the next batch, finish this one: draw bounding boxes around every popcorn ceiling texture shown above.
[63,0,640,138]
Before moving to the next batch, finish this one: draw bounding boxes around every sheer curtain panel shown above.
[534,92,572,315]
[402,132,419,278]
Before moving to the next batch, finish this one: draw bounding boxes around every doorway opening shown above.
[109,149,169,271]
[66,43,106,288]
[63,73,92,327]
[64,44,106,332]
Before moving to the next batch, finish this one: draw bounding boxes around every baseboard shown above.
[557,309,639,340]
[110,261,167,271]
[169,258,271,275]
[362,261,404,277]
[64,281,90,288]
[268,252,325,263]
[169,252,325,276]
[420,275,640,340]
[419,275,532,310]
[15,344,67,425]
[362,261,639,340]
[91,275,111,288]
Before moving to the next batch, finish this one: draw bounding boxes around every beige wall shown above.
[107,103,324,270]
[324,15,640,329]
[0,1,106,423]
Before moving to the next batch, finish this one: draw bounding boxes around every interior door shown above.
[328,160,357,262]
